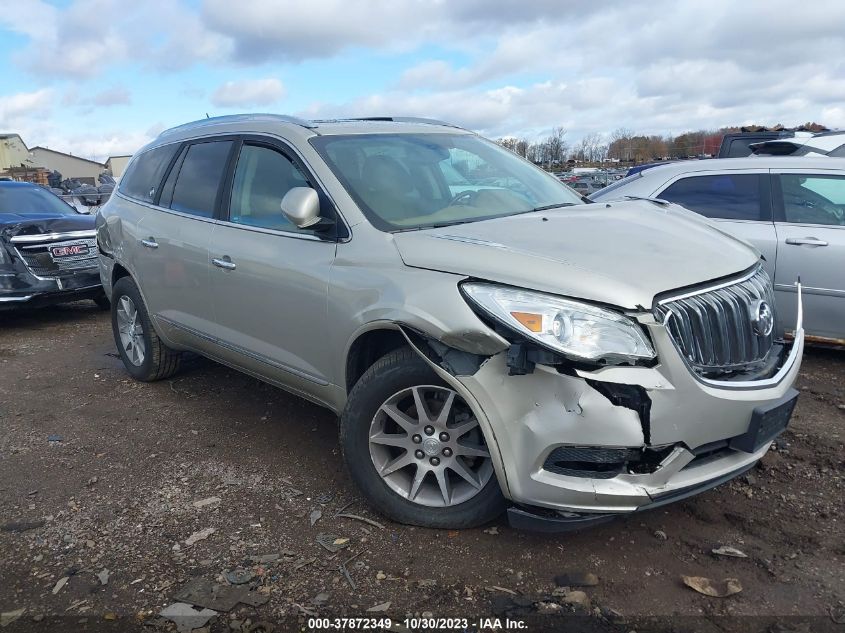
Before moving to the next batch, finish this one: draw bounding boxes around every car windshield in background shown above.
[311,133,583,231]
[0,185,78,216]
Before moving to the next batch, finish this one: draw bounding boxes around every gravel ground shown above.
[0,302,843,633]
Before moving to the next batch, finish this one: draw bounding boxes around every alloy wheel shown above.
[368,385,494,507]
[116,295,146,366]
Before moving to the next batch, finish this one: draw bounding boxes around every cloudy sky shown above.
[1,0,844,162]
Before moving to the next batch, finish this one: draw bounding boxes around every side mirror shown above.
[280,187,321,229]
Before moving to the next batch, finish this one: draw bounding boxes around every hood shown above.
[0,213,95,240]
[392,199,759,309]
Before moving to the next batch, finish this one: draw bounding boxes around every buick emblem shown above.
[750,300,774,336]
[422,438,440,456]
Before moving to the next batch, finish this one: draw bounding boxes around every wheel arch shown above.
[397,328,512,500]
[344,324,408,394]
[342,321,511,500]
[111,262,131,288]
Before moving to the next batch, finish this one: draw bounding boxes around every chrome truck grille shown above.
[654,266,778,376]
[12,234,98,278]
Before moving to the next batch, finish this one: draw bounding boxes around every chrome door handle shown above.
[212,257,236,270]
[140,238,158,249]
[785,237,828,247]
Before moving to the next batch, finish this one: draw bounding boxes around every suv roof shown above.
[750,131,845,157]
[626,155,845,177]
[717,131,791,158]
[139,114,472,159]
[157,113,466,141]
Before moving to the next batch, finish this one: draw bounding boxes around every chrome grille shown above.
[14,237,98,278]
[654,267,777,375]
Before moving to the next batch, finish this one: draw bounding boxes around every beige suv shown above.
[97,115,803,531]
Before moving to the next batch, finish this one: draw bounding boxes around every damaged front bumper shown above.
[0,270,102,309]
[446,293,804,531]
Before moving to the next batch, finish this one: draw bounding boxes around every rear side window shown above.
[168,141,233,218]
[778,174,845,226]
[120,144,179,203]
[659,174,762,220]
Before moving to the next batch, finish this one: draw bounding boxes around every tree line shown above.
[497,122,829,166]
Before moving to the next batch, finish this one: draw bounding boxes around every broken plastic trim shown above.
[400,327,487,376]
[507,506,615,532]
[585,379,653,445]
[542,444,674,478]
[510,459,760,532]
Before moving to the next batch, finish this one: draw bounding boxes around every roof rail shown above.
[157,113,316,138]
[313,116,462,129]
[363,116,462,128]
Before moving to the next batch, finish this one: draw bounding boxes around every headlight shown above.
[462,282,655,363]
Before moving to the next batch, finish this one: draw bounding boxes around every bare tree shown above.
[496,137,518,153]
[580,132,604,162]
[544,126,567,168]
[607,127,634,161]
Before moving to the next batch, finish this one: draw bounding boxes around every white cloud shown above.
[0,89,54,126]
[0,0,228,77]
[198,0,612,64]
[12,119,156,163]
[90,87,132,107]
[1,0,844,147]
[201,0,445,62]
[211,78,285,108]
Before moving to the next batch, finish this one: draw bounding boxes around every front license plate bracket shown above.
[729,388,799,453]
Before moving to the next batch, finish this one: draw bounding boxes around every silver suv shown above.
[97,115,804,531]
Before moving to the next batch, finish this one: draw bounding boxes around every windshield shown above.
[311,133,584,231]
[0,185,78,216]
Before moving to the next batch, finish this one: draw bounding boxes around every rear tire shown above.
[111,277,181,381]
[340,347,505,529]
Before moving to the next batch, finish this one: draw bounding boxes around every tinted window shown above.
[228,144,310,232]
[0,184,78,216]
[169,141,232,217]
[779,174,845,226]
[659,174,761,220]
[829,144,845,158]
[120,144,179,203]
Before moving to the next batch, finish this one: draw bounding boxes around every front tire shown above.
[93,291,110,311]
[340,347,505,528]
[111,277,181,381]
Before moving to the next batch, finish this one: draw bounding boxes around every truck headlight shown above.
[462,282,655,363]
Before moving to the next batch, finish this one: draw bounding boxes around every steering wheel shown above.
[449,190,478,206]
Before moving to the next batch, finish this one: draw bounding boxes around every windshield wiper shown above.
[531,202,578,212]
[623,195,670,207]
[393,219,473,233]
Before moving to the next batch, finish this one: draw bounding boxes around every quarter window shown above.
[120,144,179,203]
[659,174,762,221]
[228,144,311,232]
[779,174,845,226]
[169,141,233,218]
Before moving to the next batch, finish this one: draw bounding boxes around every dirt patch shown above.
[0,302,843,632]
